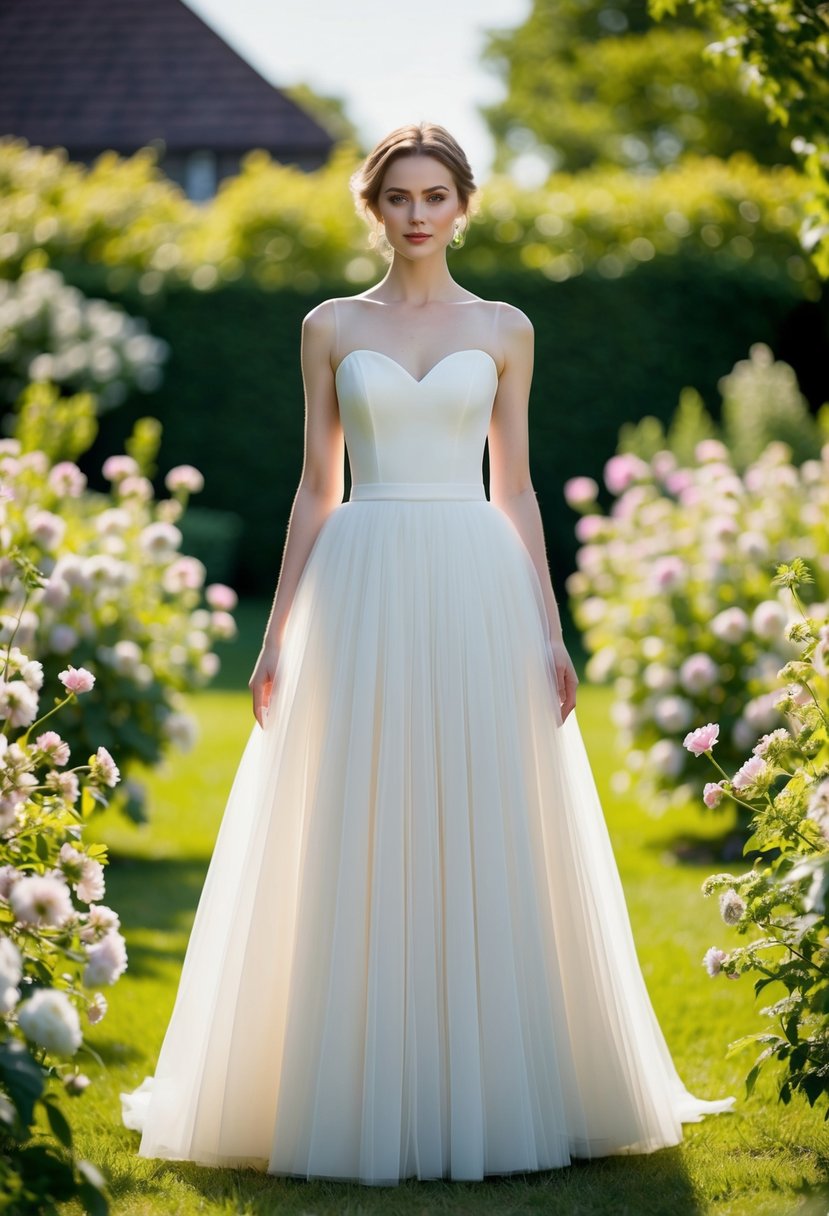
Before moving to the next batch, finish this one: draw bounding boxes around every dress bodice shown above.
[334,348,499,500]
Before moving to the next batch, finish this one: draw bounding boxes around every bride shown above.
[121,121,736,1185]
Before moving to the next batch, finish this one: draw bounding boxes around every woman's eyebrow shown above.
[382,185,450,194]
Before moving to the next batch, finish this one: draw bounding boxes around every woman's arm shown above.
[249,300,344,726]
[487,303,578,720]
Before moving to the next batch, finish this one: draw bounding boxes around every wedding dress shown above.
[120,303,736,1184]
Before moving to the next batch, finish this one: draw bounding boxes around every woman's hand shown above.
[248,643,281,729]
[547,638,579,723]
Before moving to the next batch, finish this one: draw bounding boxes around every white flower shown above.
[0,934,22,989]
[703,946,728,976]
[10,874,74,928]
[653,695,694,733]
[751,599,788,641]
[78,904,120,944]
[679,652,719,694]
[58,843,105,904]
[0,865,21,900]
[86,992,108,1024]
[711,607,750,645]
[162,711,198,751]
[139,521,182,558]
[17,988,82,1056]
[649,738,685,778]
[719,889,746,925]
[0,680,39,728]
[165,464,204,494]
[83,929,128,987]
[643,663,676,693]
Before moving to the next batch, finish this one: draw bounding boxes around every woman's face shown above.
[374,154,464,259]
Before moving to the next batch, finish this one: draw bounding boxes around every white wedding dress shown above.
[120,332,736,1184]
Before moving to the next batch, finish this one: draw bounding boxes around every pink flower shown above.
[574,514,604,543]
[651,555,685,592]
[703,781,725,808]
[683,722,720,755]
[205,583,238,611]
[695,439,730,464]
[89,746,120,788]
[732,754,767,792]
[563,476,599,509]
[603,453,649,495]
[58,665,95,695]
[35,731,70,766]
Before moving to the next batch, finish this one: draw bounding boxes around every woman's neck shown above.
[371,254,466,305]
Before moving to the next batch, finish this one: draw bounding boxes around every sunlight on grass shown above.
[54,681,829,1216]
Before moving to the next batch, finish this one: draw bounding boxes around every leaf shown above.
[43,1098,73,1149]
[745,1062,762,1097]
[0,1040,44,1130]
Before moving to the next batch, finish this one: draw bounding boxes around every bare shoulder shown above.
[302,298,337,340]
[494,301,534,340]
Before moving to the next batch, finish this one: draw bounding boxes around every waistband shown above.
[349,481,487,501]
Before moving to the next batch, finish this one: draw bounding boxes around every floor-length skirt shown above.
[120,494,735,1184]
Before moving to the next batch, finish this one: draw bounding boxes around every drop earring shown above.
[451,218,467,249]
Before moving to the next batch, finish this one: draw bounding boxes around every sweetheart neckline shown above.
[335,348,499,386]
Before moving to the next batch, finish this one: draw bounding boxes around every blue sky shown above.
[184,0,530,179]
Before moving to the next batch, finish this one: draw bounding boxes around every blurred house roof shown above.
[0,0,333,161]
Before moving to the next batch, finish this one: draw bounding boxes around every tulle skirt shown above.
[120,484,735,1184]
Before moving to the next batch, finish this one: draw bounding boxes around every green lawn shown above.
[51,604,828,1216]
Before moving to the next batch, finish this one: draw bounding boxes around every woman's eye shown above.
[428,195,447,203]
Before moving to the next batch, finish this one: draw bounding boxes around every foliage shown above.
[618,342,829,469]
[0,385,238,824]
[564,349,829,816]
[0,266,169,414]
[694,560,829,1117]
[0,572,126,1213]
[0,138,817,295]
[467,153,813,288]
[479,0,797,176]
[648,0,829,276]
[281,83,365,150]
[76,258,812,598]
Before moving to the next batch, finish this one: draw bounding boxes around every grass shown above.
[49,601,828,1215]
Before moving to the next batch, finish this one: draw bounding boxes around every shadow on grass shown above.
[109,1140,709,1216]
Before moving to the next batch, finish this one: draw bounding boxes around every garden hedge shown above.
[34,257,827,599]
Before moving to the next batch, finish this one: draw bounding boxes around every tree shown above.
[480,0,798,175]
[648,0,829,274]
[282,83,364,150]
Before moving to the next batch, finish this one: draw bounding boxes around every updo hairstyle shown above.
[349,122,477,255]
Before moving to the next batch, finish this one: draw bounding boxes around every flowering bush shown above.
[1,387,238,823]
[565,420,829,816]
[0,266,170,412]
[0,565,126,1213]
[688,561,829,1117]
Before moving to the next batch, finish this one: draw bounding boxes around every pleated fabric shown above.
[121,480,735,1184]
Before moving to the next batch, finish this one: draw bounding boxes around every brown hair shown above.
[350,122,477,227]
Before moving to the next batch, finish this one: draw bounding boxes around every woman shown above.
[121,122,735,1185]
